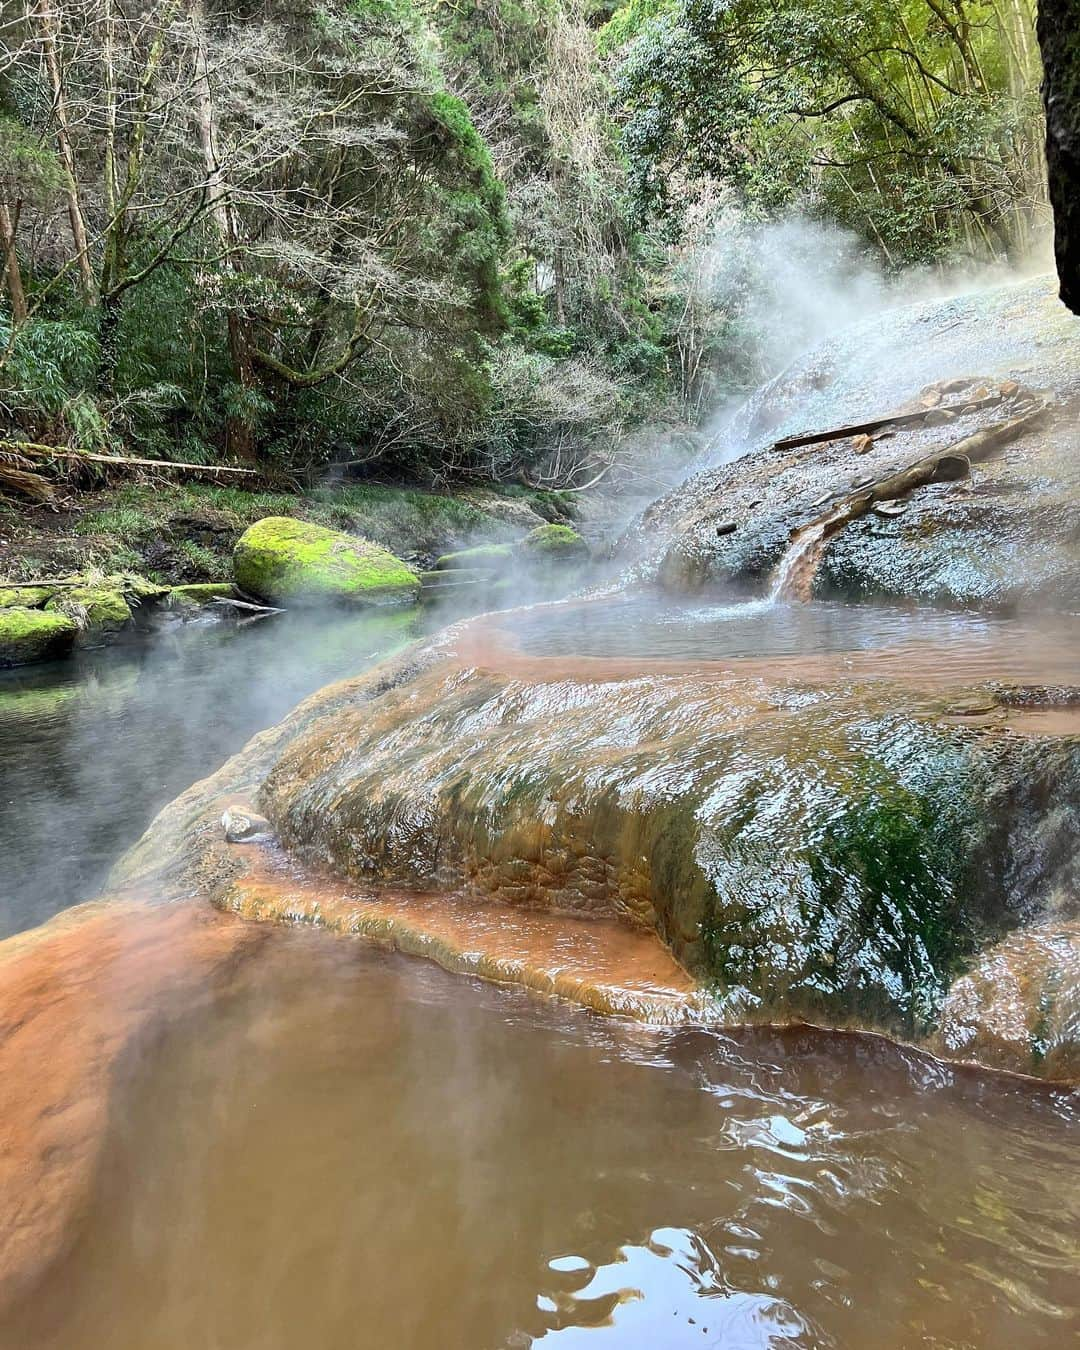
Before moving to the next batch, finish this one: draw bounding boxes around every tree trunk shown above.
[36,0,95,305]
[189,0,257,459]
[96,288,123,396]
[0,204,28,324]
[1038,0,1080,312]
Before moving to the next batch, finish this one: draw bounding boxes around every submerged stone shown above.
[233,517,419,607]
[434,544,514,571]
[0,607,77,668]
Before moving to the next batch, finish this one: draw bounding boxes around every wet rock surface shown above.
[250,621,1080,1046]
[101,602,1080,1079]
[632,279,1080,609]
[935,920,1080,1080]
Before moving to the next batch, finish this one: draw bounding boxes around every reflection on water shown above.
[3,927,1076,1350]
[512,595,1015,663]
[505,593,1080,692]
[0,608,424,936]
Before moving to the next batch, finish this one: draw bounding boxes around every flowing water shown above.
[1,595,1079,1346]
[1,924,1076,1350]
[504,593,1080,690]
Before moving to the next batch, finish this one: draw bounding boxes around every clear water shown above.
[0,607,425,936]
[2,926,1076,1350]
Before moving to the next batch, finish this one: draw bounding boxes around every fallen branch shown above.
[772,408,1044,602]
[769,396,1000,454]
[0,456,56,504]
[2,441,258,477]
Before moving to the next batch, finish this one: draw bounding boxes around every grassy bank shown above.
[0,481,576,586]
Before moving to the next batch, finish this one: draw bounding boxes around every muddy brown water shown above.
[2,598,1080,1347]
[1,923,1076,1350]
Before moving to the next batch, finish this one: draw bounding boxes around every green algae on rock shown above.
[47,585,132,637]
[0,607,78,668]
[258,661,1063,1036]
[233,517,419,607]
[520,523,589,560]
[434,543,514,571]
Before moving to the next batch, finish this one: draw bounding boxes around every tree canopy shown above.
[0,0,1053,484]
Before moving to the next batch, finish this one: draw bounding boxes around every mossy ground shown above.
[0,481,577,588]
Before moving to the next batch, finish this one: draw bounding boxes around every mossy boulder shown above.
[233,517,419,607]
[434,544,514,572]
[0,607,77,668]
[165,582,237,613]
[519,523,589,561]
[47,586,132,637]
[120,575,168,602]
[0,585,55,609]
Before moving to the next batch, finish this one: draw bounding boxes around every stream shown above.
[0,606,427,936]
[0,598,1078,1347]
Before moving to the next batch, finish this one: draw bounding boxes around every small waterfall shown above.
[769,507,848,602]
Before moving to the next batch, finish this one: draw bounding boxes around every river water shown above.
[2,924,1077,1350]
[0,602,1078,1347]
[0,606,426,936]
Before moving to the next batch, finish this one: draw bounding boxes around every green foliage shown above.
[0,0,1049,488]
[608,0,1046,266]
[0,315,99,421]
[0,114,63,205]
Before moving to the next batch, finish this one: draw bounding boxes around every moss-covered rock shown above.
[0,607,77,668]
[434,544,514,571]
[0,585,55,609]
[164,583,237,613]
[120,575,169,602]
[519,523,589,560]
[47,586,132,637]
[233,517,419,607]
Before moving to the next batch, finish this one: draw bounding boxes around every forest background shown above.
[0,0,1049,492]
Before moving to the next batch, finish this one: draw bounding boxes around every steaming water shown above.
[509,593,1027,665]
[1,573,1078,1340]
[0,608,426,937]
[2,925,1076,1350]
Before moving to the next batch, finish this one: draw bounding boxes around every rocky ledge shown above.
[634,277,1080,610]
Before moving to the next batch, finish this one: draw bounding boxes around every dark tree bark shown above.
[1038,0,1080,313]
